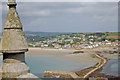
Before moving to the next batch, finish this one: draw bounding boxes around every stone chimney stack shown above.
[0,0,37,78]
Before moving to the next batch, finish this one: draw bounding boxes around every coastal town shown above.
[0,31,119,79]
[0,0,119,79]
[28,32,119,49]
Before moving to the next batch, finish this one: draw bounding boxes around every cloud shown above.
[2,0,119,2]
[2,2,118,32]
[0,2,2,32]
[2,3,8,12]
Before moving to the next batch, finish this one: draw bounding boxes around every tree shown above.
[110,39,116,42]
[48,43,54,48]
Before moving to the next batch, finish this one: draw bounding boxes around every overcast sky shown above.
[0,1,118,33]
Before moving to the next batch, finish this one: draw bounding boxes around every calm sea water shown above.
[26,56,95,78]
[0,55,95,78]
[101,57,119,77]
[0,55,119,78]
[0,56,2,66]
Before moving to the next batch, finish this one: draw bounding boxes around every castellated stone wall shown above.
[0,68,1,80]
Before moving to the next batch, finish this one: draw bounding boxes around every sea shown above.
[0,55,119,78]
[101,56,119,77]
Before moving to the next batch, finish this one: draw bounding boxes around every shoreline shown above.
[26,48,101,64]
[75,66,117,78]
[75,46,118,78]
[0,46,118,78]
[44,53,117,79]
[74,46,118,78]
[38,46,118,78]
[75,53,108,78]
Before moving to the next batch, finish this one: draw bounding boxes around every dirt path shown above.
[83,54,107,78]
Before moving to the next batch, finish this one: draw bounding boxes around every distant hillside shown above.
[24,31,64,37]
[0,32,118,43]
[0,33,1,41]
[0,32,2,37]
[24,31,67,42]
[0,31,67,42]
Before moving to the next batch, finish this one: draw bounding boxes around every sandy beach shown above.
[0,47,118,64]
[26,47,118,78]
[0,47,118,78]
[26,46,118,64]
[26,48,101,63]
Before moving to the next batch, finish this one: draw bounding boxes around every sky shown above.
[1,0,119,2]
[0,0,118,33]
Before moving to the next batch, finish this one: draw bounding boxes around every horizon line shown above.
[0,31,119,33]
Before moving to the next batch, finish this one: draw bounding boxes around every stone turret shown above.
[1,0,28,53]
[0,0,38,78]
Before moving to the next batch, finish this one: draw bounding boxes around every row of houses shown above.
[28,34,119,49]
[29,41,118,49]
